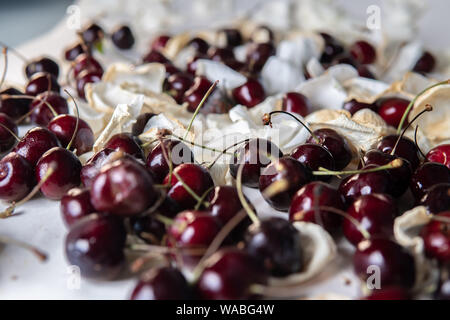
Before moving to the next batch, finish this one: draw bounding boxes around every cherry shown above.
[232,78,265,108]
[377,97,411,128]
[353,238,416,288]
[410,162,450,200]
[421,211,450,263]
[13,127,60,166]
[151,35,171,52]
[196,248,268,300]
[435,263,450,300]
[185,54,206,76]
[0,152,34,202]
[183,76,212,112]
[143,50,170,64]
[364,286,410,300]
[427,144,450,169]
[80,148,115,188]
[76,70,102,100]
[64,43,89,61]
[420,183,450,214]
[0,113,18,152]
[131,215,166,244]
[343,194,397,246]
[207,47,235,63]
[343,99,378,115]
[25,72,60,96]
[105,132,144,159]
[146,139,194,183]
[290,143,335,182]
[413,51,436,74]
[25,57,59,80]
[90,158,158,216]
[130,267,191,300]
[218,28,242,48]
[244,217,303,276]
[357,65,376,79]
[289,181,345,233]
[164,72,193,104]
[35,147,82,200]
[163,163,214,210]
[187,37,210,54]
[111,25,135,49]
[350,40,376,65]
[80,23,104,45]
[60,188,95,227]
[246,42,275,72]
[229,138,283,188]
[377,135,420,170]
[319,33,344,64]
[259,156,312,211]
[132,112,157,136]
[0,87,30,120]
[282,92,312,117]
[163,63,181,78]
[65,213,126,280]
[73,54,103,78]
[29,91,68,126]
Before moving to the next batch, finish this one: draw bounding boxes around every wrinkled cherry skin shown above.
[229,138,283,188]
[290,143,335,182]
[343,194,397,246]
[0,113,18,153]
[282,92,312,117]
[410,162,450,200]
[196,248,268,300]
[105,132,144,159]
[377,135,420,171]
[73,54,103,78]
[244,217,303,277]
[143,50,170,64]
[29,91,68,126]
[232,78,266,108]
[13,127,60,166]
[364,286,410,300]
[35,147,82,200]
[111,25,135,49]
[420,183,450,214]
[427,144,450,169]
[131,112,157,136]
[354,239,416,289]
[435,263,450,300]
[47,114,94,155]
[151,35,171,52]
[421,211,450,263]
[76,70,102,100]
[64,43,89,61]
[306,128,352,170]
[131,267,192,300]
[80,148,115,187]
[319,33,344,64]
[0,152,34,202]
[0,87,30,120]
[350,40,376,65]
[60,188,95,227]
[246,42,275,72]
[25,57,59,79]
[65,214,126,280]
[146,139,194,183]
[259,156,312,211]
[163,163,214,210]
[25,72,60,96]
[343,99,378,115]
[91,158,158,216]
[289,181,345,233]
[413,51,436,74]
[131,214,166,244]
[377,97,411,129]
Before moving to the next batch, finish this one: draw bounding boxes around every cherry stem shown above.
[64,90,80,151]
[0,122,20,142]
[312,159,403,176]
[431,214,450,225]
[159,137,174,186]
[0,41,28,63]
[1,94,59,123]
[194,186,214,210]
[414,125,426,159]
[170,133,233,155]
[183,80,219,140]
[263,111,320,143]
[396,80,449,134]
[206,138,250,169]
[262,178,289,199]
[0,47,8,90]
[236,163,259,225]
[0,235,47,261]
[154,213,174,226]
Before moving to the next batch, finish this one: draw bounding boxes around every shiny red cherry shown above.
[80,23,104,45]
[29,91,68,126]
[343,99,378,115]
[290,143,335,182]
[25,57,59,79]
[421,211,450,263]
[0,113,18,153]
[164,72,193,104]
[25,72,60,96]
[60,188,95,227]
[64,43,89,61]
[427,144,450,169]
[151,35,171,52]
[80,148,115,188]
[0,152,34,202]
[13,127,60,166]
[111,25,135,49]
[142,50,170,64]
[413,51,436,74]
[105,132,144,159]
[76,70,102,100]
[73,54,103,78]
[246,42,275,72]
[183,76,213,112]
[410,162,450,200]
[377,135,420,170]
[420,183,450,214]
[377,97,410,128]
[350,40,376,64]
[0,87,30,120]
[282,92,312,117]
[232,78,265,108]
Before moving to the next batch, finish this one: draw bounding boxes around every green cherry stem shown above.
[312,159,403,176]
[236,163,259,225]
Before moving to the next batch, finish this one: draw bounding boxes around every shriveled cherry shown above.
[25,72,60,96]
[421,211,450,263]
[410,162,450,200]
[282,92,312,117]
[377,97,411,129]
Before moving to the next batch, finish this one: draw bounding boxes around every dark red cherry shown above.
[35,147,82,200]
[319,33,344,64]
[130,267,191,300]
[80,23,104,45]
[364,286,410,300]
[183,76,213,112]
[143,50,170,64]
[207,47,235,63]
[25,57,59,79]
[76,70,102,100]
[131,112,157,136]
[47,114,94,155]
[80,148,115,188]
[186,54,206,76]
[246,42,275,72]
[229,138,283,188]
[259,156,312,211]
[410,162,450,200]
[354,238,416,288]
[0,87,30,120]
[421,211,450,263]
[290,143,335,182]
[151,35,171,52]
[350,40,376,65]
[413,51,436,74]
[306,128,352,170]
[29,91,68,126]
[377,135,420,170]
[232,78,265,108]
[0,152,34,202]
[420,183,450,214]
[427,144,450,169]
[64,43,89,61]
[435,263,450,300]
[163,63,180,78]
[343,99,378,115]
[25,72,60,96]
[146,139,194,183]
[60,188,95,227]
[90,158,158,216]
[196,248,268,300]
[289,181,345,233]
[163,163,214,210]
[13,127,60,166]
[197,87,233,115]
[218,28,242,48]
[131,215,166,244]
[0,113,18,152]
[282,92,312,117]
[343,194,397,246]
[164,72,193,104]
[105,132,144,159]
[73,54,103,78]
[377,97,410,128]
[187,37,210,54]
[65,213,126,280]
[357,65,376,79]
[244,217,303,276]
[111,25,135,49]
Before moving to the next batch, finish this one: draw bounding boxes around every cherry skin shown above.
[64,43,89,61]
[350,40,376,65]
[163,163,214,210]
[60,188,95,227]
[290,143,335,182]
[413,51,436,74]
[76,70,102,100]
[246,42,275,72]
[80,23,104,45]
[90,158,158,216]
[421,211,450,263]
[377,135,420,171]
[229,138,283,188]
[353,238,416,289]
[244,217,303,277]
[364,286,410,300]
[0,152,34,202]
[29,91,69,126]
[105,132,144,159]
[343,194,397,246]
[35,147,82,200]
[47,114,94,156]
[164,72,193,104]
[0,113,18,153]
[131,214,166,244]
[420,183,450,214]
[151,35,171,52]
[73,54,103,78]
[410,162,450,200]
[183,76,212,111]
[25,72,60,96]
[130,267,191,300]
[13,127,60,166]
[25,57,59,79]
[427,144,450,169]
[111,25,135,49]
[0,87,30,120]
[218,28,242,48]
[196,248,268,300]
[232,78,266,108]
[377,97,411,128]
[142,50,170,64]
[319,33,344,64]
[282,92,312,117]
[80,148,115,188]
[259,156,312,211]
[187,37,210,54]
[343,99,378,115]
[65,213,126,280]
[131,112,157,136]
